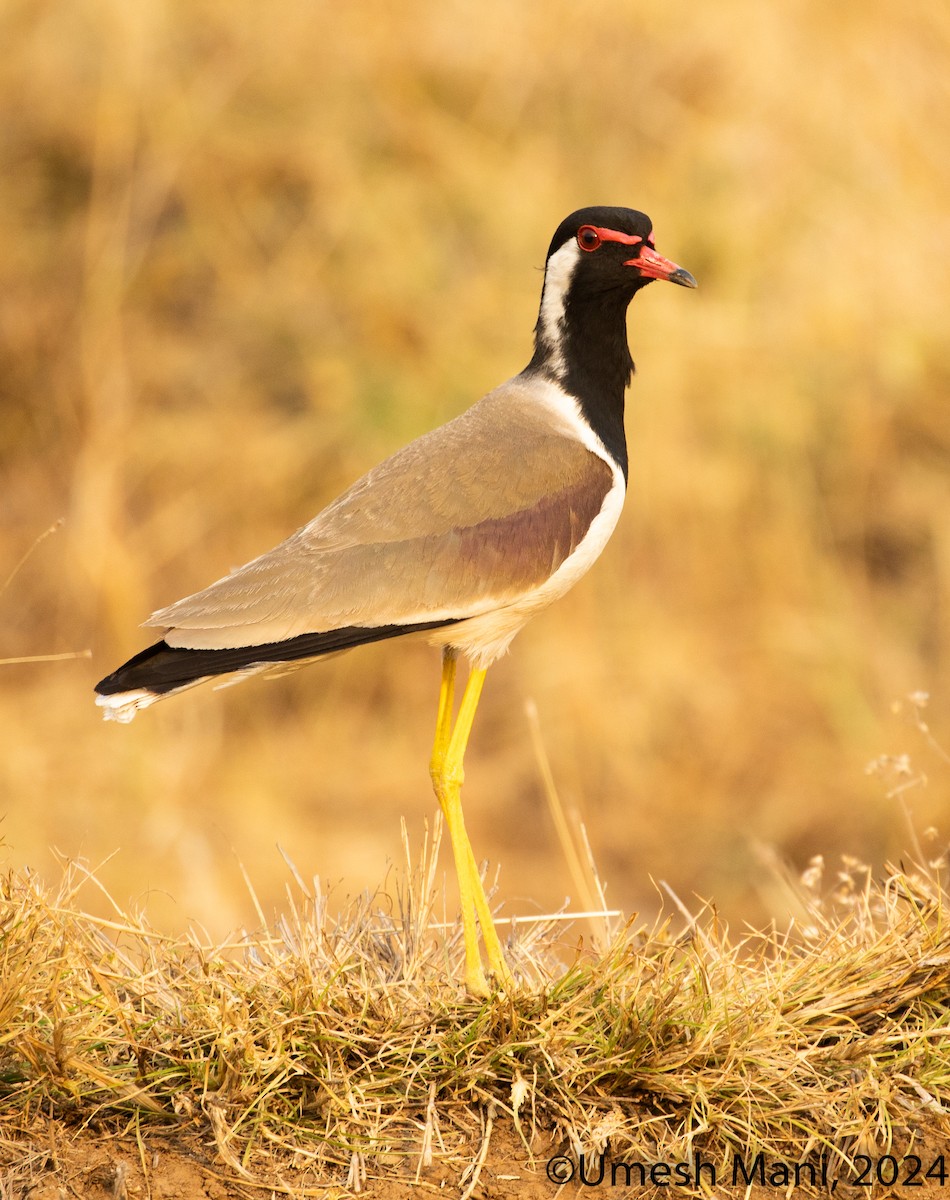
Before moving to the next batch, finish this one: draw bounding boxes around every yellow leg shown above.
[430,647,457,783]
[430,649,485,994]
[430,649,513,995]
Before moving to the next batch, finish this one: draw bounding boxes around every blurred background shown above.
[2,0,948,938]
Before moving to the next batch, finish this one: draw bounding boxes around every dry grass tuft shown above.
[2,837,949,1193]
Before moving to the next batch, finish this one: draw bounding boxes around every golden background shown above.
[2,0,948,936]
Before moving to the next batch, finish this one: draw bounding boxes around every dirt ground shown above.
[5,1124,550,1200]
[7,1121,950,1200]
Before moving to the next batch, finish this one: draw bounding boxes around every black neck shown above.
[528,286,640,481]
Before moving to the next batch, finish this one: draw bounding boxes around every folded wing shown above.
[147,382,616,652]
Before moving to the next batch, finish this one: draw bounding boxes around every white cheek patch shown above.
[537,240,580,378]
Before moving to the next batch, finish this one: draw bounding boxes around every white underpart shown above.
[429,375,626,668]
[535,239,580,380]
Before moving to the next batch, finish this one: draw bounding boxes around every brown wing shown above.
[148,379,615,651]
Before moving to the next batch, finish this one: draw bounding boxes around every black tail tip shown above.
[95,640,187,697]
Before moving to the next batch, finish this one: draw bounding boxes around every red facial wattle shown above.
[576,223,697,288]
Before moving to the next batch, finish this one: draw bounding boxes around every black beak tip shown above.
[669,267,698,289]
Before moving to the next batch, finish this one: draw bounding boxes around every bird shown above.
[95,206,696,996]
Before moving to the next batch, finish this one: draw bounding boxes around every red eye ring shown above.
[577,225,602,252]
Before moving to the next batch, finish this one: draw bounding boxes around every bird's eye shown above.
[577,226,602,252]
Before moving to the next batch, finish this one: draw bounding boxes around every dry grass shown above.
[1,843,950,1194]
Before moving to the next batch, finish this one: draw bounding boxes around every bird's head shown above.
[530,206,696,423]
[545,206,697,296]
[532,205,696,391]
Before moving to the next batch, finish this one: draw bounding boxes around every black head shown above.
[528,206,696,481]
[545,206,697,293]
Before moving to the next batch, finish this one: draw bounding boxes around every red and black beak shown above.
[628,245,697,288]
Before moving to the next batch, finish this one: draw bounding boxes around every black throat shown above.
[527,283,641,482]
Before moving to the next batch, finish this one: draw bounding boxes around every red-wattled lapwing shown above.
[95,206,696,995]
